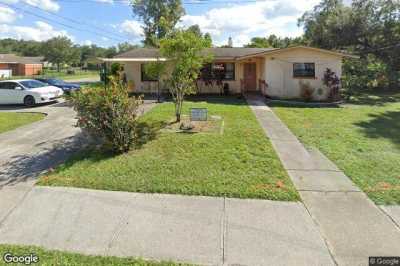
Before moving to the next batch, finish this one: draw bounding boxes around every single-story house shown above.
[0,54,44,77]
[102,46,356,101]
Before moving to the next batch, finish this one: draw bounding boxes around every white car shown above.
[0,79,64,106]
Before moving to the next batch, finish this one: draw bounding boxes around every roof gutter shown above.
[237,46,359,60]
[100,58,167,62]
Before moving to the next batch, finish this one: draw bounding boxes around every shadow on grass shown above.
[266,101,341,109]
[346,90,400,106]
[355,110,400,147]
[185,95,247,106]
[135,120,167,148]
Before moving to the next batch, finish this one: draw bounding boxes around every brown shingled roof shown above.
[114,47,277,59]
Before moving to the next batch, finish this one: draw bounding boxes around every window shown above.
[0,82,17,90]
[141,64,158,82]
[200,62,235,81]
[293,63,315,78]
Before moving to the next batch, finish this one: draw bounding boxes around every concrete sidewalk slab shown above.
[380,206,400,229]
[0,186,336,265]
[108,193,224,265]
[307,148,341,172]
[288,170,361,192]
[0,184,32,223]
[224,198,334,266]
[0,187,224,265]
[301,191,400,266]
[271,140,316,170]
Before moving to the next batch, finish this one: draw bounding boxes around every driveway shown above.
[0,100,85,188]
[0,99,157,188]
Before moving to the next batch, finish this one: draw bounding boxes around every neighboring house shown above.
[0,54,44,77]
[102,46,356,101]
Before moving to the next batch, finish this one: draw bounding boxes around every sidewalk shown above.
[0,186,334,266]
[245,94,400,266]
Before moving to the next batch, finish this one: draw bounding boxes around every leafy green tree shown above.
[117,42,139,53]
[160,29,213,121]
[244,37,271,48]
[132,0,185,47]
[42,36,76,72]
[244,35,307,48]
[143,60,166,102]
[300,0,400,89]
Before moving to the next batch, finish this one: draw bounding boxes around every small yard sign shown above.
[190,108,208,121]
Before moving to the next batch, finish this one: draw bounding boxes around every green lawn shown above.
[272,91,400,205]
[0,244,187,266]
[4,70,99,81]
[0,113,45,134]
[39,97,299,201]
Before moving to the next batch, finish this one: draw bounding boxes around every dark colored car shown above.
[35,78,80,94]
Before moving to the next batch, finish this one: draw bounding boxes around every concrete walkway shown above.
[245,94,400,266]
[0,186,334,266]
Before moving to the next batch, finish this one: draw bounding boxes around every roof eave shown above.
[101,58,167,62]
[237,46,359,60]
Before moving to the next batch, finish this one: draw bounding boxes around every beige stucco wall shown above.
[121,58,264,95]
[264,48,343,100]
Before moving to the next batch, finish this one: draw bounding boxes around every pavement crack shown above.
[300,201,339,266]
[378,206,400,232]
[105,201,132,255]
[221,197,227,266]
[0,185,33,229]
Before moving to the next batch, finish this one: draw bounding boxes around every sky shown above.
[0,0,351,48]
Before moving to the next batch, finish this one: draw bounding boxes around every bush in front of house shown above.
[323,68,341,102]
[71,76,143,153]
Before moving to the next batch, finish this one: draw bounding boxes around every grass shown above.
[0,244,188,265]
[0,113,45,134]
[39,97,299,201]
[271,90,400,205]
[3,69,99,81]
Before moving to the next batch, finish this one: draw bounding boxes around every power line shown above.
[21,2,129,41]
[55,0,262,5]
[0,2,130,43]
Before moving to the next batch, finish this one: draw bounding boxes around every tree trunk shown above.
[57,63,60,73]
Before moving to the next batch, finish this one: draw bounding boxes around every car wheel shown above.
[23,95,36,107]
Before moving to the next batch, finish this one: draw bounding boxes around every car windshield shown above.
[46,79,66,86]
[20,80,48,89]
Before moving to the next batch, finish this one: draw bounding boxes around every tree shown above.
[160,30,213,122]
[299,0,400,89]
[117,42,139,53]
[143,60,166,102]
[42,36,75,72]
[244,37,271,48]
[244,35,307,48]
[132,0,185,47]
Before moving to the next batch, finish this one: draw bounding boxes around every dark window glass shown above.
[0,82,16,90]
[200,63,235,81]
[141,64,158,82]
[293,63,315,78]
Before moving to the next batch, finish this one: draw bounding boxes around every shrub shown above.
[341,56,389,97]
[323,68,341,102]
[71,77,143,153]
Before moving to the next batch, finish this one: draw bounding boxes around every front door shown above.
[243,63,257,91]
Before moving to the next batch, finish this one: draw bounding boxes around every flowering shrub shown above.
[323,68,341,102]
[71,77,143,153]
